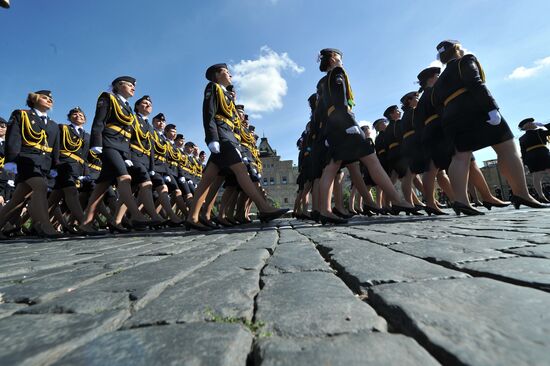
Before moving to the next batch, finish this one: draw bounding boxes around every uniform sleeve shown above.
[6,110,22,162]
[460,55,498,112]
[329,67,349,110]
[90,93,111,148]
[519,135,527,157]
[203,83,219,144]
[50,127,60,169]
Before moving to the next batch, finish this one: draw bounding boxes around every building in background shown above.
[480,159,550,200]
[258,137,298,209]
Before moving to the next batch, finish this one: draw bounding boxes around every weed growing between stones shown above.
[204,308,272,338]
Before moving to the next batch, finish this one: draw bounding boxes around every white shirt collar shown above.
[220,84,227,92]
[0,137,4,143]
[71,123,82,133]
[33,108,48,119]
[116,93,128,104]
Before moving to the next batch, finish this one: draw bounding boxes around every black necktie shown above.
[125,101,131,111]
[40,116,47,124]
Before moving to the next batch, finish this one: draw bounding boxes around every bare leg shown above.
[448,150,472,206]
[203,176,225,220]
[137,182,164,221]
[333,171,347,214]
[229,163,277,213]
[348,186,357,213]
[155,185,183,222]
[319,160,341,217]
[492,139,539,203]
[187,163,219,223]
[468,160,507,204]
[359,154,412,207]
[26,177,58,234]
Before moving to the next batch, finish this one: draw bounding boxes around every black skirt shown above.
[326,110,373,162]
[443,96,514,152]
[15,156,49,184]
[523,148,550,173]
[208,141,243,170]
[422,119,453,171]
[97,148,129,184]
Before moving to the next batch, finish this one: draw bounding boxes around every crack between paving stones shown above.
[302,231,498,365]
[341,231,550,294]
[247,228,280,366]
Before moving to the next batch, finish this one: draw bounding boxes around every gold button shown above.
[125,139,129,142]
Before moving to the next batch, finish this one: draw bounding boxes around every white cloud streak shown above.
[508,56,550,80]
[231,46,304,115]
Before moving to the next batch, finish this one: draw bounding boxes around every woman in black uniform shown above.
[519,118,550,203]
[432,40,544,213]
[81,76,154,231]
[186,63,287,230]
[0,90,61,238]
[316,48,416,224]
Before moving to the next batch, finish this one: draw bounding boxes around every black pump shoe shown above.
[332,208,353,219]
[258,209,289,223]
[391,205,423,216]
[424,206,448,216]
[184,221,212,231]
[310,210,321,223]
[482,201,511,210]
[452,202,485,216]
[319,214,348,225]
[510,195,548,210]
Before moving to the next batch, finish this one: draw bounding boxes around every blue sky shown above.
[1,0,550,166]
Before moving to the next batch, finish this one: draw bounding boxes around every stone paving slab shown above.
[369,277,550,366]
[255,271,387,337]
[504,245,550,259]
[254,332,440,366]
[55,323,253,366]
[457,257,550,291]
[0,207,549,365]
[315,238,469,291]
[124,248,269,327]
[262,242,333,276]
[0,310,129,366]
[390,238,522,265]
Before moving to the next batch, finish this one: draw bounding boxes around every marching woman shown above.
[0,90,61,238]
[414,67,454,215]
[432,40,544,214]
[518,118,550,203]
[315,48,416,224]
[186,63,287,230]
[80,76,155,232]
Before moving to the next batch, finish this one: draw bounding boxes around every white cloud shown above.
[508,56,550,80]
[429,59,443,68]
[231,46,304,115]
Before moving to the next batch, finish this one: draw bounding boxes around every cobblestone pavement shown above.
[1,207,549,366]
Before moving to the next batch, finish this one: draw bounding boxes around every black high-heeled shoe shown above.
[452,202,485,216]
[199,216,219,229]
[391,205,423,216]
[215,217,234,227]
[332,208,353,219]
[424,206,448,216]
[364,205,386,216]
[310,210,320,223]
[510,195,548,210]
[109,223,131,234]
[258,208,289,223]
[226,217,240,226]
[319,214,348,225]
[482,201,511,210]
[185,221,212,231]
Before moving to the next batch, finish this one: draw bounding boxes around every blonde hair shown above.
[440,43,464,64]
[26,93,41,108]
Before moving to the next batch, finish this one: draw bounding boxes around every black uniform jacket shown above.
[151,129,169,174]
[130,114,155,170]
[6,109,60,171]
[90,92,134,154]
[432,54,498,121]
[203,82,240,146]
[58,123,89,176]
